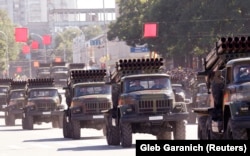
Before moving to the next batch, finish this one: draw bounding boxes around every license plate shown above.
[42,112,51,115]
[149,116,163,120]
[93,115,104,119]
[59,79,66,81]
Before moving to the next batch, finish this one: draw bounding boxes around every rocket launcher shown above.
[10,80,27,90]
[111,58,164,83]
[68,63,85,70]
[200,36,250,75]
[69,69,107,84]
[27,78,55,88]
[0,78,13,85]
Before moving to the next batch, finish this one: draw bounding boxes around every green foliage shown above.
[108,0,250,66]
[0,10,19,72]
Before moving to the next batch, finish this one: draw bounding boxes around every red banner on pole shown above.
[16,66,22,73]
[43,35,51,45]
[31,41,39,49]
[22,45,30,54]
[15,27,28,42]
[143,22,158,38]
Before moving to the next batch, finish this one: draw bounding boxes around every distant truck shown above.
[22,78,64,130]
[63,69,112,139]
[193,36,250,140]
[4,80,26,126]
[50,62,69,87]
[36,63,51,78]
[0,78,12,112]
[103,58,189,147]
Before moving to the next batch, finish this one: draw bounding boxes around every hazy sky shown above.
[77,0,115,8]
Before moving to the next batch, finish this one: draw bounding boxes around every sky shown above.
[77,0,116,9]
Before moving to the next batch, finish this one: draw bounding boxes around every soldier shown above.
[211,70,224,121]
[130,80,144,91]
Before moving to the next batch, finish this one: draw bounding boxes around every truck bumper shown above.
[71,114,105,121]
[120,112,189,123]
[26,110,64,117]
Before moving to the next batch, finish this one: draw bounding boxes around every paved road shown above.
[0,112,198,156]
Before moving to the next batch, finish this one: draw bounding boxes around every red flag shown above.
[16,66,22,73]
[31,40,39,49]
[143,22,158,38]
[22,45,30,54]
[15,27,28,42]
[43,35,51,45]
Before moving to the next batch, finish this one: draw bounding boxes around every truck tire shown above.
[26,114,34,130]
[197,116,208,140]
[63,113,71,138]
[5,112,15,126]
[226,118,248,140]
[172,120,186,140]
[156,131,172,140]
[71,120,81,139]
[120,122,132,147]
[205,117,222,140]
[105,116,120,145]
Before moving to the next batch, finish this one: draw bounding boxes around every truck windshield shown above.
[29,89,58,98]
[0,87,8,93]
[10,91,25,99]
[124,77,171,93]
[234,65,250,82]
[75,85,111,97]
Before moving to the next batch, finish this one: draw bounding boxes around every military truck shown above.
[193,36,250,140]
[62,69,112,139]
[36,63,51,78]
[103,58,189,147]
[4,80,26,126]
[50,62,69,87]
[0,78,12,112]
[22,78,64,130]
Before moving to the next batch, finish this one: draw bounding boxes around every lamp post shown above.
[30,33,46,63]
[0,31,9,77]
[103,0,109,70]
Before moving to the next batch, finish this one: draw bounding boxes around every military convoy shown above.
[22,78,64,130]
[103,58,189,147]
[63,69,112,139]
[4,80,26,126]
[36,63,51,78]
[193,36,250,140]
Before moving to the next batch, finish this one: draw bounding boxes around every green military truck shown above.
[50,62,69,87]
[4,80,26,126]
[36,63,51,78]
[103,58,189,147]
[63,69,112,139]
[0,78,12,112]
[194,36,250,140]
[22,78,64,130]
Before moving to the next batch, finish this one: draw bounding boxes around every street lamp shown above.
[30,33,46,63]
[0,31,9,77]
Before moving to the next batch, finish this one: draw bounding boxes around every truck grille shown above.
[13,102,25,109]
[84,102,111,114]
[36,103,56,111]
[137,99,173,114]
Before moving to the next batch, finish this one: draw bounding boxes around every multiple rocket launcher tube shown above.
[204,36,250,71]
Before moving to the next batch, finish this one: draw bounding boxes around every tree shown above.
[108,0,250,67]
[0,10,19,75]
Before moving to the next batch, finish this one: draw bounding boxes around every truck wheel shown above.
[26,114,34,130]
[120,122,132,147]
[156,131,172,140]
[71,120,81,139]
[197,116,208,140]
[63,114,71,138]
[226,118,248,139]
[205,117,222,140]
[52,119,59,128]
[105,116,120,145]
[7,113,15,126]
[172,120,186,140]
